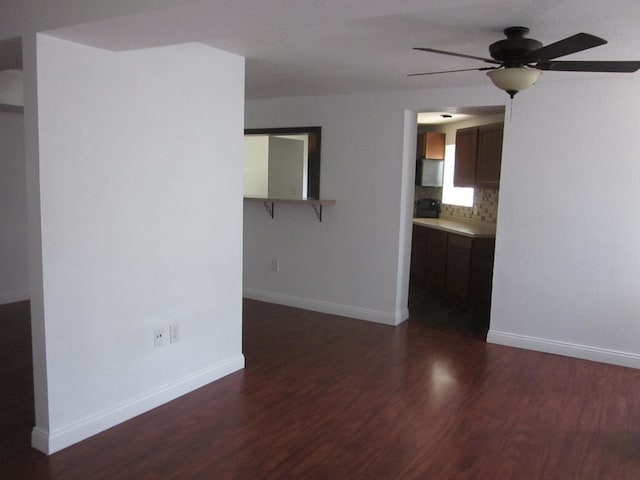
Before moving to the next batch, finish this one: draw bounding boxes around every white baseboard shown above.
[398,307,410,324]
[0,289,29,305]
[487,330,640,369]
[32,354,245,455]
[31,427,49,454]
[244,288,407,326]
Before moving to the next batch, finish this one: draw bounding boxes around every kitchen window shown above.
[441,144,474,207]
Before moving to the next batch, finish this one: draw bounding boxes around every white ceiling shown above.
[417,106,505,125]
[5,0,640,99]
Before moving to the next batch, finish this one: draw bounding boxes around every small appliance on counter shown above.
[414,198,441,218]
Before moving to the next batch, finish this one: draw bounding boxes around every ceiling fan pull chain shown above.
[510,96,514,122]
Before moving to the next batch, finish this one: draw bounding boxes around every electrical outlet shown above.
[170,323,179,344]
[271,259,280,272]
[154,329,165,347]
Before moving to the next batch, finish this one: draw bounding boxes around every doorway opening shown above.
[408,106,505,338]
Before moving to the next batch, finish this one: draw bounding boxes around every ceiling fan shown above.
[410,27,640,98]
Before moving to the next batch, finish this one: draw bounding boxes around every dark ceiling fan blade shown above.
[526,33,607,62]
[536,60,640,72]
[407,66,497,77]
[413,47,501,65]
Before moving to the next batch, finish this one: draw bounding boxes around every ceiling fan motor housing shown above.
[489,26,542,67]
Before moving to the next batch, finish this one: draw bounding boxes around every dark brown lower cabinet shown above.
[411,224,495,316]
[467,237,496,315]
[446,234,472,305]
[425,228,447,294]
[410,226,427,284]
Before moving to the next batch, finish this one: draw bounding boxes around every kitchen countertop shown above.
[412,215,497,238]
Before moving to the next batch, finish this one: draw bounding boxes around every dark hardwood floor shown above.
[407,283,489,338]
[2,296,640,479]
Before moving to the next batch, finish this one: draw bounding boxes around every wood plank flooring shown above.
[2,298,640,479]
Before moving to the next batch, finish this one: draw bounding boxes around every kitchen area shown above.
[410,107,505,334]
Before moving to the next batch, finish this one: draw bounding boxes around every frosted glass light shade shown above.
[486,67,542,98]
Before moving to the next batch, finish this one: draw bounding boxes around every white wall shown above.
[244,93,416,325]
[0,70,24,106]
[488,76,640,368]
[25,35,245,454]
[245,75,640,369]
[0,111,29,304]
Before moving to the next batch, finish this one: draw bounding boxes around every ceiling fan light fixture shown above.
[486,67,542,98]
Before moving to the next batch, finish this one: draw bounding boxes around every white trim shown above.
[32,354,245,455]
[0,289,29,305]
[244,288,407,326]
[31,427,49,453]
[487,330,640,369]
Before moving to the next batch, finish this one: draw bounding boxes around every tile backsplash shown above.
[415,186,499,224]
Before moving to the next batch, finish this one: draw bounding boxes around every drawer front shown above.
[427,228,447,246]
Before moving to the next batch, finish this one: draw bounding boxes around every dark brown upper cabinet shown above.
[454,123,504,189]
[476,123,504,189]
[453,127,478,187]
